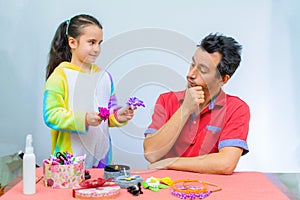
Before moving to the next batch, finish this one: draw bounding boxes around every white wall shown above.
[0,0,299,172]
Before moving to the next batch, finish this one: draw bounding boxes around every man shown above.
[143,33,250,175]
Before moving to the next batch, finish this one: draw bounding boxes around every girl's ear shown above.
[68,37,77,49]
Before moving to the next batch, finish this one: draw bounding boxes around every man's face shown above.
[187,48,223,98]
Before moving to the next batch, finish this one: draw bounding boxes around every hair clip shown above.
[142,176,169,192]
[127,182,143,196]
[84,170,91,180]
[55,152,68,164]
[65,19,70,36]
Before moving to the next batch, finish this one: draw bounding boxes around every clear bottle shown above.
[23,134,36,195]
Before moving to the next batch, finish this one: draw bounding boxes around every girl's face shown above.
[69,25,103,68]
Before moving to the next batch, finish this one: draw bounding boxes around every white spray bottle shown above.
[23,134,36,195]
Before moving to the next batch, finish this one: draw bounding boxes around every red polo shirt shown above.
[145,89,250,158]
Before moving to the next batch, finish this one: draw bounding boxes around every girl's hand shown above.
[115,106,135,122]
[85,112,101,126]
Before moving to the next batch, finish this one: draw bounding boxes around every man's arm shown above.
[144,86,205,163]
[143,106,190,163]
[148,146,243,175]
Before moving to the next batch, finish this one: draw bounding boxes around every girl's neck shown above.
[70,59,92,73]
[80,63,92,73]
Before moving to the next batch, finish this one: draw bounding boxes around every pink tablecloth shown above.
[0,168,289,200]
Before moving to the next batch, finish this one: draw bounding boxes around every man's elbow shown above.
[218,162,237,175]
[144,149,159,163]
[144,154,155,163]
[219,168,234,175]
[143,136,168,164]
[144,145,163,163]
[143,139,159,163]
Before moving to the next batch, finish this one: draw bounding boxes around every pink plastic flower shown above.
[98,107,110,121]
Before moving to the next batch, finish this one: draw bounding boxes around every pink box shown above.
[43,162,85,189]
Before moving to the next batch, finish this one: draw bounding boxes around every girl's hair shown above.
[46,14,103,80]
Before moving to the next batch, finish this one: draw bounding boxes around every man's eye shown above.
[198,67,208,74]
[191,63,195,67]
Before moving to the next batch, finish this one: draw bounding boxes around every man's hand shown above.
[182,86,205,114]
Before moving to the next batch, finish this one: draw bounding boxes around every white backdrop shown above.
[0,0,299,172]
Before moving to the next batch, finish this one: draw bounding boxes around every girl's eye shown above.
[89,40,97,45]
[191,63,195,67]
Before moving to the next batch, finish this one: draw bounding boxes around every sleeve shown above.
[105,71,126,127]
[218,100,250,155]
[108,113,127,127]
[43,69,87,134]
[144,94,170,136]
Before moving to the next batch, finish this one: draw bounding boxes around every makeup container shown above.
[115,175,143,188]
[103,165,130,180]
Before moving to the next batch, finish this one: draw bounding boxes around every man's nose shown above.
[188,66,198,78]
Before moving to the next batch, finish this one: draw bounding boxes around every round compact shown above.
[115,175,143,188]
[103,165,130,180]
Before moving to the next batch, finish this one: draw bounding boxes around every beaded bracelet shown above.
[170,179,221,199]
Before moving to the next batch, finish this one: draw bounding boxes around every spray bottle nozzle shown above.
[25,134,34,154]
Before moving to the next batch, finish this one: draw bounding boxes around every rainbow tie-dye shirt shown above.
[43,62,125,168]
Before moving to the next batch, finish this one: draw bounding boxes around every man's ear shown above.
[222,74,230,85]
[68,37,77,49]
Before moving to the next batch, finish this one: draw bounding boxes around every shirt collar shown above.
[179,89,226,110]
[208,89,226,110]
[60,62,101,73]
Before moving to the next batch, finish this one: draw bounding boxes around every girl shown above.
[43,14,134,168]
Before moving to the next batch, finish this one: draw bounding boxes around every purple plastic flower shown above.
[63,151,73,165]
[98,107,110,121]
[126,97,145,110]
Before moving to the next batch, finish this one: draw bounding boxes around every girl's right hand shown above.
[85,112,101,126]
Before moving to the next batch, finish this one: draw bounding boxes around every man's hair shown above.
[198,33,242,77]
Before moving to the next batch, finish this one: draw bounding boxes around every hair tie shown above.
[65,19,70,36]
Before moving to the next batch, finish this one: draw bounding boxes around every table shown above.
[0,168,294,200]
